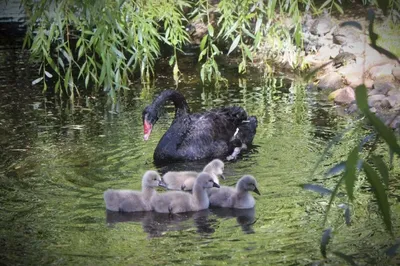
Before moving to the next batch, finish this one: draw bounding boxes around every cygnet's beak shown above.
[158,180,168,189]
[212,182,220,188]
[253,186,261,195]
[220,174,226,180]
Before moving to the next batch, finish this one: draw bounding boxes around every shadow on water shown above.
[106,207,256,238]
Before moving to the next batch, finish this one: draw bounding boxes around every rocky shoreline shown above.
[303,8,400,131]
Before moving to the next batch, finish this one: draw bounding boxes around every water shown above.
[0,42,398,265]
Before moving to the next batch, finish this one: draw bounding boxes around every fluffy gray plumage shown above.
[151,172,220,213]
[104,170,162,212]
[208,175,260,209]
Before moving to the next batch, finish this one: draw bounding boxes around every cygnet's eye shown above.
[209,179,213,182]
[153,178,157,181]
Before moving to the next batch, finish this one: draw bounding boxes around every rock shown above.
[340,42,366,56]
[333,24,362,45]
[368,94,386,107]
[332,52,356,67]
[310,13,334,36]
[387,94,400,108]
[388,88,400,96]
[338,63,364,87]
[302,13,314,31]
[370,81,397,95]
[346,102,358,114]
[393,66,400,81]
[388,115,400,129]
[369,64,395,80]
[365,78,374,89]
[329,86,355,104]
[380,98,391,109]
[315,45,341,61]
[363,45,396,70]
[317,72,344,90]
[303,32,321,54]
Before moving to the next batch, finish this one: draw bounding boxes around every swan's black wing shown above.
[154,106,250,162]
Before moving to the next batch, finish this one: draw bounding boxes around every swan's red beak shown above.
[143,120,152,141]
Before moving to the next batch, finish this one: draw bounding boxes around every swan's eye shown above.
[209,179,213,182]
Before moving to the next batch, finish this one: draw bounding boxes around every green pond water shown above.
[0,43,399,265]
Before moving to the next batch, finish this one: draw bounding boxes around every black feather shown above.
[143,90,258,163]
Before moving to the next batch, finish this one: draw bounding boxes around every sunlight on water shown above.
[0,46,399,265]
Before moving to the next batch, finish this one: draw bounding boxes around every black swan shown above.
[142,90,257,163]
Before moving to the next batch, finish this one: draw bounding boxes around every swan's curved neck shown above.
[153,90,190,118]
[142,186,155,200]
[192,184,209,208]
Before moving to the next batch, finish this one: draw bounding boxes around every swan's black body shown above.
[142,90,257,163]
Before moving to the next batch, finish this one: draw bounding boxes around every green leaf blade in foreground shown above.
[355,85,370,112]
[371,155,389,187]
[363,162,392,233]
[355,85,400,156]
[227,35,241,55]
[324,176,344,226]
[344,146,359,201]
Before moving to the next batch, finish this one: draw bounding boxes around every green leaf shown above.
[78,45,85,60]
[111,45,126,60]
[85,74,90,88]
[389,148,394,169]
[57,56,65,70]
[78,61,87,79]
[32,77,44,85]
[344,146,359,201]
[222,20,239,39]
[355,85,372,112]
[211,44,220,54]
[371,155,389,187]
[55,79,60,93]
[168,55,175,66]
[333,2,344,14]
[320,228,332,258]
[200,35,208,51]
[356,85,400,156]
[367,112,400,155]
[310,124,354,180]
[242,26,255,39]
[363,162,392,233]
[61,49,71,64]
[198,49,207,62]
[294,26,301,47]
[254,32,261,48]
[238,60,246,74]
[64,67,71,92]
[44,71,53,78]
[323,175,344,226]
[200,65,205,83]
[228,35,241,55]
[320,0,333,10]
[243,44,253,61]
[208,24,214,37]
[255,17,262,34]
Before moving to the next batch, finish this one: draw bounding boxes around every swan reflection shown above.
[106,207,256,237]
[210,207,256,234]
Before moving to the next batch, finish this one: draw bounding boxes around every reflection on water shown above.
[106,208,256,238]
[1,41,398,265]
